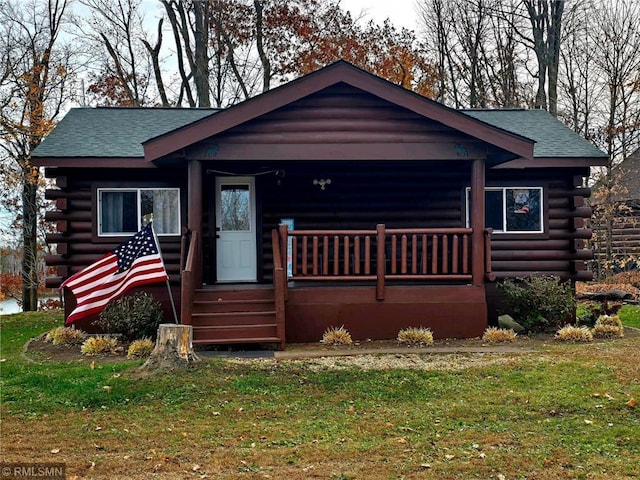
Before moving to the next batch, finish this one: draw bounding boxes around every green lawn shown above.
[1,310,638,479]
[619,304,640,328]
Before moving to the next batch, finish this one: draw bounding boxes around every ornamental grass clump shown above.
[45,326,87,346]
[127,338,155,359]
[555,325,593,343]
[80,336,119,356]
[397,327,434,346]
[592,315,624,339]
[482,327,517,343]
[321,325,353,345]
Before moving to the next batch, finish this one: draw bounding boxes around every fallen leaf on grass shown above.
[584,419,594,425]
[627,398,637,407]
[420,463,431,469]
[50,448,60,454]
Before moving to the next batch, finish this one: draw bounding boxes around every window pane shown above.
[141,189,179,234]
[100,191,137,234]
[485,190,504,231]
[506,188,541,232]
[221,185,250,231]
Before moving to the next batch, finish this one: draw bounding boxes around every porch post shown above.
[471,158,485,287]
[188,160,203,286]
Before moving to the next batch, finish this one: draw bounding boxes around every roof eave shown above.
[492,156,609,169]
[31,157,153,168]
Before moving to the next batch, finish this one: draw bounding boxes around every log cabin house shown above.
[32,61,607,349]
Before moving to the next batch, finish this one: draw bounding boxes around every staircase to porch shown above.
[190,286,281,345]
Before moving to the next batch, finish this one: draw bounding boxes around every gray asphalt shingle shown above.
[463,108,607,158]
[33,106,606,160]
[32,107,219,158]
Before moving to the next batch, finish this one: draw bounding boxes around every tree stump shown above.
[141,324,200,371]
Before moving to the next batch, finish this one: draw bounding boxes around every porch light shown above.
[313,178,332,190]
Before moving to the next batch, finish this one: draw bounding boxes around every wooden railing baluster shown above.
[391,235,397,274]
[431,235,438,274]
[452,235,459,274]
[312,236,319,275]
[365,236,371,275]
[401,235,407,274]
[302,236,308,275]
[323,236,329,276]
[442,235,449,274]
[333,236,339,275]
[354,236,361,275]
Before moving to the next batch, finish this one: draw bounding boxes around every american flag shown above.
[61,223,168,325]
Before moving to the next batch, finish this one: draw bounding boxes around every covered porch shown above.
[179,158,494,348]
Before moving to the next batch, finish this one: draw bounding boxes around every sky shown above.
[339,0,420,31]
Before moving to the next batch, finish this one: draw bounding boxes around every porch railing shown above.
[277,224,492,300]
[180,230,199,324]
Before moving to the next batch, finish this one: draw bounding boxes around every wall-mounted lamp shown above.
[313,178,332,190]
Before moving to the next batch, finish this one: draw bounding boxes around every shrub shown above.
[499,275,576,332]
[94,292,164,341]
[321,326,353,345]
[576,301,622,327]
[80,336,119,355]
[482,327,517,343]
[45,326,87,346]
[397,327,434,346]
[127,338,155,359]
[592,315,624,339]
[555,325,593,342]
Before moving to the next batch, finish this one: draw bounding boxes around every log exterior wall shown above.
[44,167,188,328]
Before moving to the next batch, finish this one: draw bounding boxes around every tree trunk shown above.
[141,324,200,370]
[21,170,39,311]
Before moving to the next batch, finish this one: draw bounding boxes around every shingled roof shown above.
[32,107,219,158]
[463,109,607,159]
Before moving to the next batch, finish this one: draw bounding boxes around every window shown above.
[98,188,180,236]
[466,187,543,233]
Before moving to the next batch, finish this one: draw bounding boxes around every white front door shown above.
[215,177,257,282]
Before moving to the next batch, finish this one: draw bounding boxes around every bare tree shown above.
[418,0,526,108]
[0,0,75,310]
[78,0,163,106]
[518,0,565,114]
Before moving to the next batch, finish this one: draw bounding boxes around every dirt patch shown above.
[23,333,130,364]
[24,327,639,364]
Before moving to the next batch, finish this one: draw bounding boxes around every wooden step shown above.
[192,324,278,342]
[191,311,276,327]
[189,286,282,347]
[194,287,275,302]
[192,298,274,314]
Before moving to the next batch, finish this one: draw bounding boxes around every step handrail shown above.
[271,229,286,350]
[180,230,199,325]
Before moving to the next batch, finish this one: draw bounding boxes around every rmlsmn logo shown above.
[0,463,66,480]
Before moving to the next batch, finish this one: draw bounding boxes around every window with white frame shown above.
[466,187,543,233]
[98,188,180,236]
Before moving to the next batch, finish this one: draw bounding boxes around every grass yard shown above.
[1,310,639,479]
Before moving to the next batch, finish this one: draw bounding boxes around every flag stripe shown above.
[61,224,169,325]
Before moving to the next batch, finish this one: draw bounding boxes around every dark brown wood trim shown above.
[31,157,156,168]
[493,157,608,169]
[471,159,485,286]
[188,160,203,286]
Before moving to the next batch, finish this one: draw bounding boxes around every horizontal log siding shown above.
[487,167,593,281]
[187,85,487,161]
[257,160,471,281]
[44,167,188,288]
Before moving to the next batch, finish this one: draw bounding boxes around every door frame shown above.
[214,176,257,282]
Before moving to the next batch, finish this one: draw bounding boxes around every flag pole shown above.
[151,223,179,324]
